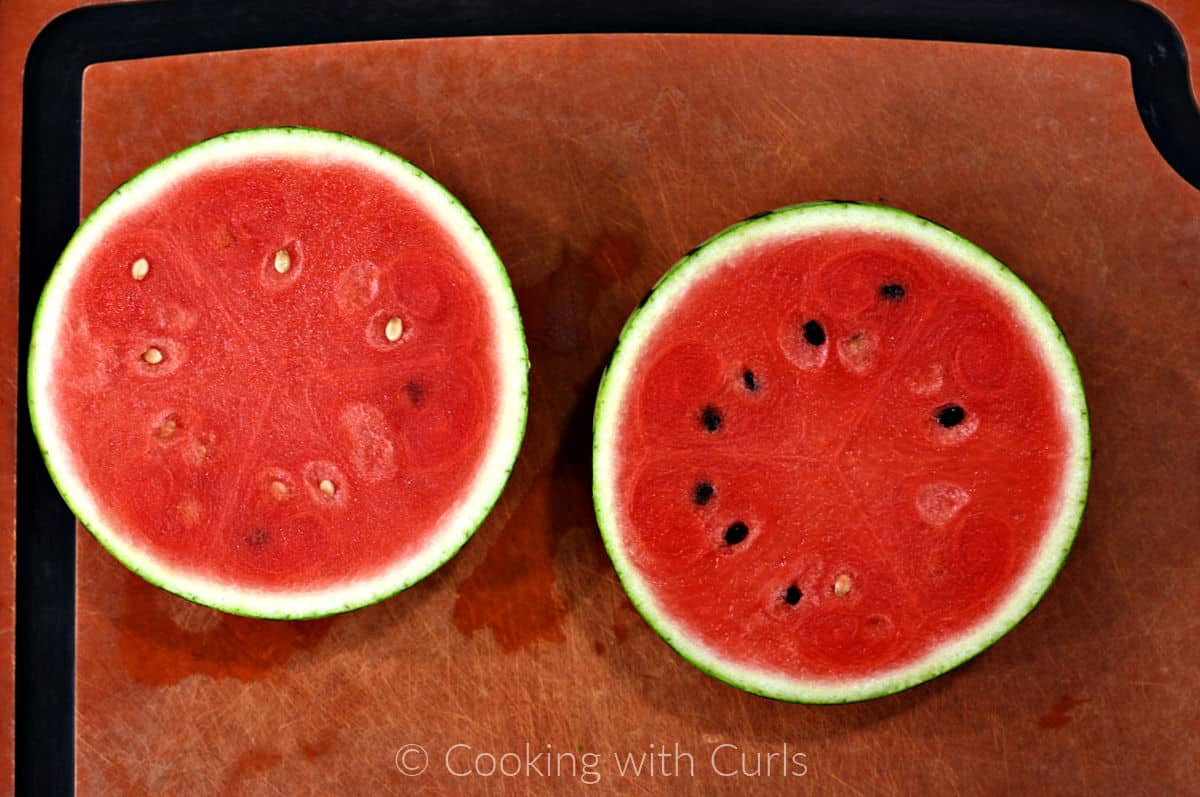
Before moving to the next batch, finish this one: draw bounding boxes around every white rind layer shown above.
[28,127,529,619]
[592,202,1090,703]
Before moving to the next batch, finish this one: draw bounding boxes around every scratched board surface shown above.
[74,35,1198,795]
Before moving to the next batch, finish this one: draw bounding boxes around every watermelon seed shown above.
[130,257,149,281]
[880,283,906,301]
[802,320,826,346]
[319,479,337,497]
[833,573,854,597]
[723,522,749,545]
[385,316,404,342]
[142,347,164,365]
[269,480,290,501]
[246,528,270,548]
[935,404,966,428]
[405,382,425,406]
[273,249,291,274]
[157,416,178,439]
[693,481,715,506]
[784,584,803,605]
[742,369,759,392]
[700,405,722,432]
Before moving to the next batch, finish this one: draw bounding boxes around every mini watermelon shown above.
[29,127,528,619]
[593,202,1090,702]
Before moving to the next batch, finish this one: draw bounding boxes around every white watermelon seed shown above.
[131,257,150,281]
[274,249,291,274]
[385,316,404,342]
[834,573,854,597]
[269,480,289,501]
[319,479,336,496]
[142,347,164,365]
[157,416,177,438]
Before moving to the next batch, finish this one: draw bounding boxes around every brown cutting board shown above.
[61,32,1200,796]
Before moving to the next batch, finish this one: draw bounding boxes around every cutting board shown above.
[46,29,1200,796]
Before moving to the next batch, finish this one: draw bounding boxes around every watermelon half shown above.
[592,202,1089,702]
[28,127,528,619]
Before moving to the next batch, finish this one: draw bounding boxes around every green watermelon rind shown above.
[28,126,529,620]
[592,201,1090,703]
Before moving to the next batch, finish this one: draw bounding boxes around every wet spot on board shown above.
[1039,695,1088,729]
[453,367,605,652]
[116,572,332,686]
[452,474,570,651]
[593,640,607,656]
[612,620,630,643]
[219,748,283,797]
[518,233,641,354]
[300,729,339,759]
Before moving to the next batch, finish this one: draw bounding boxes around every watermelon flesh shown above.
[30,129,528,616]
[594,204,1089,701]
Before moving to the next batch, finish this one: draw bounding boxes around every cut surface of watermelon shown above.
[29,127,528,619]
[593,203,1089,702]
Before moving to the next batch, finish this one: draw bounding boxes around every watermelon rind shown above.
[592,202,1090,703]
[28,127,529,619]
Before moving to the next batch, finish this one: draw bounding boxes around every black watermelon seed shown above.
[700,405,722,432]
[784,584,803,605]
[246,528,270,547]
[802,320,826,346]
[693,481,715,506]
[935,404,966,428]
[742,369,759,392]
[724,522,749,545]
[405,381,425,406]
[880,283,906,301]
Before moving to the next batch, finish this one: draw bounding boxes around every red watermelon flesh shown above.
[31,130,527,617]
[595,204,1089,699]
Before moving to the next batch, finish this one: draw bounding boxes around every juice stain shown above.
[117,572,332,686]
[219,748,283,797]
[1039,695,1088,729]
